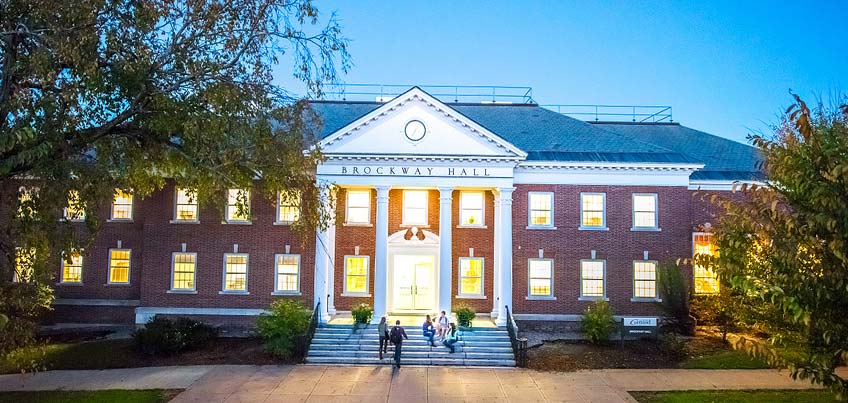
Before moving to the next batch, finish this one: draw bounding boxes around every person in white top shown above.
[436,310,449,339]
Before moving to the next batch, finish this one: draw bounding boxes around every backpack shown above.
[390,326,403,344]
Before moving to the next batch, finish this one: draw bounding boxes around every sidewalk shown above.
[0,365,830,403]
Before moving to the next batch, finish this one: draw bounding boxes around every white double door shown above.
[391,254,436,312]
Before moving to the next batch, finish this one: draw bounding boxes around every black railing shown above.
[505,305,529,367]
[298,301,321,363]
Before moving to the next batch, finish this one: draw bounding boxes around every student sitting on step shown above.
[422,315,437,347]
[442,322,459,353]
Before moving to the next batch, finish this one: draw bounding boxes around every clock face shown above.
[404,120,426,141]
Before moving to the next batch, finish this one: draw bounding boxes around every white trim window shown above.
[111,189,133,220]
[632,193,659,230]
[343,255,370,295]
[226,189,251,223]
[459,191,485,226]
[345,189,371,225]
[174,188,199,222]
[17,187,37,218]
[171,252,197,291]
[458,257,484,297]
[402,190,428,226]
[580,193,606,229]
[633,260,658,299]
[528,192,554,228]
[222,254,249,292]
[277,191,301,224]
[527,258,553,298]
[63,190,85,221]
[274,254,301,293]
[693,232,719,294]
[13,247,35,283]
[580,260,606,299]
[60,252,83,284]
[108,249,131,284]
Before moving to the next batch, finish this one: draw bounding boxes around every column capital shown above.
[495,186,516,197]
[375,185,391,203]
[438,186,454,202]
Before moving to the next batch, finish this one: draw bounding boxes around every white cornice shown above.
[517,161,704,172]
[323,154,522,163]
[688,180,768,191]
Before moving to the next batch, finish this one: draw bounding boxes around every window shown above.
[13,248,35,283]
[528,259,553,297]
[64,190,85,221]
[222,254,248,292]
[275,254,300,293]
[633,261,658,299]
[345,190,370,224]
[171,253,197,291]
[632,193,658,229]
[402,190,428,225]
[111,189,133,220]
[580,260,605,298]
[459,191,484,226]
[175,188,198,221]
[528,192,553,227]
[693,233,719,294]
[226,189,250,222]
[61,252,83,284]
[17,187,37,218]
[458,258,484,296]
[580,193,606,228]
[344,256,369,295]
[277,191,301,224]
[108,249,131,284]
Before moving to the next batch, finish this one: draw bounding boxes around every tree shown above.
[708,95,848,396]
[0,0,349,352]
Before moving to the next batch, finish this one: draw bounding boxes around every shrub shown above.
[134,316,218,356]
[690,292,739,343]
[256,299,311,358]
[454,303,476,328]
[657,262,695,335]
[351,303,372,325]
[0,282,54,355]
[658,332,689,359]
[581,300,616,344]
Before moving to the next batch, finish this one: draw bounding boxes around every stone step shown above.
[309,338,513,348]
[308,344,513,353]
[312,333,511,342]
[304,356,516,367]
[307,350,515,360]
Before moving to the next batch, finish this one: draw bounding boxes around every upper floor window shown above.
[64,190,85,221]
[61,252,83,284]
[108,249,131,284]
[344,255,369,295]
[111,189,133,220]
[226,189,250,223]
[13,248,35,283]
[459,191,484,226]
[171,252,197,291]
[580,260,606,299]
[275,254,301,293]
[345,190,371,225]
[633,260,658,299]
[402,190,428,225]
[528,192,553,228]
[527,258,553,298]
[175,188,199,222]
[580,193,606,229]
[632,193,658,230]
[693,233,719,294]
[458,257,484,297]
[17,187,37,218]
[222,254,248,292]
[277,191,301,224]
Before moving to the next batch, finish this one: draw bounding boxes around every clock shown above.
[404,120,426,141]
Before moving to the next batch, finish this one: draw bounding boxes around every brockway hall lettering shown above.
[340,166,492,177]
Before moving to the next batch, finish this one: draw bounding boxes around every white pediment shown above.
[318,87,526,159]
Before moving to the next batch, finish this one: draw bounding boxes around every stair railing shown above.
[299,301,321,363]
[505,305,529,367]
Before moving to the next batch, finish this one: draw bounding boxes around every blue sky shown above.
[274,1,848,143]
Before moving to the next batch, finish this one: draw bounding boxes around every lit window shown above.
[693,233,719,294]
[459,192,484,226]
[171,253,197,291]
[17,187,37,218]
[108,249,131,284]
[345,190,370,224]
[344,256,369,294]
[226,189,250,222]
[277,191,301,224]
[175,188,199,221]
[458,257,484,296]
[580,193,606,228]
[275,254,300,293]
[64,190,85,221]
[13,248,35,283]
[528,259,553,297]
[633,194,658,229]
[402,190,428,225]
[580,260,605,298]
[528,192,553,227]
[223,254,248,292]
[61,252,83,284]
[111,189,133,220]
[633,261,658,299]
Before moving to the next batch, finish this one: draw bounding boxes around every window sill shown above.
[631,227,661,232]
[401,224,430,228]
[170,219,200,224]
[272,291,302,296]
[456,295,487,300]
[106,219,134,223]
[526,226,557,230]
[61,219,86,223]
[579,226,608,231]
[56,282,83,286]
[578,296,609,302]
[456,225,487,229]
[104,283,131,287]
[218,291,249,295]
[341,293,371,297]
[343,222,373,227]
[526,296,557,300]
[168,290,198,294]
[222,220,252,225]
[273,221,297,226]
[631,297,662,303]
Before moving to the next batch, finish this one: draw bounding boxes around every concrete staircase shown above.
[306,324,516,367]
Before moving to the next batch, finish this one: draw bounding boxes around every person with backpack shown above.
[377,316,389,360]
[389,320,408,367]
[442,322,459,353]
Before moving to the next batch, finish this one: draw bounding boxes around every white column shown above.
[371,185,391,324]
[495,187,515,327]
[313,186,336,324]
[438,187,454,316]
[491,194,501,318]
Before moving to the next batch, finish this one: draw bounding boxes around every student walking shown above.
[422,315,437,347]
[377,316,389,360]
[443,322,459,353]
[436,311,449,339]
[389,320,408,367]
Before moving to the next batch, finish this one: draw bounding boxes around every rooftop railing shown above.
[541,104,673,123]
[322,83,535,104]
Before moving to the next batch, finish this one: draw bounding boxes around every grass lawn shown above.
[681,349,771,369]
[630,389,836,403]
[0,389,181,403]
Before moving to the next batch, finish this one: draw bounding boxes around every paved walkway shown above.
[0,365,829,402]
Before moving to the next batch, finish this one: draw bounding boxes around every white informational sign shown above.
[623,317,658,327]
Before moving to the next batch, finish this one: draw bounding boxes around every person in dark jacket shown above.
[422,315,437,347]
[389,320,409,367]
[377,316,389,360]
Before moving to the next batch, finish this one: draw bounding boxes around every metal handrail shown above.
[300,301,321,363]
[505,305,529,367]
[322,83,535,104]
[541,104,673,123]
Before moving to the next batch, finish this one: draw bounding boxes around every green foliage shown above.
[707,97,848,396]
[657,333,689,359]
[454,302,476,328]
[656,262,694,335]
[630,389,836,403]
[256,299,311,358]
[351,303,372,324]
[690,292,741,344]
[581,300,616,344]
[0,313,8,329]
[682,349,771,370]
[0,282,53,355]
[133,317,218,356]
